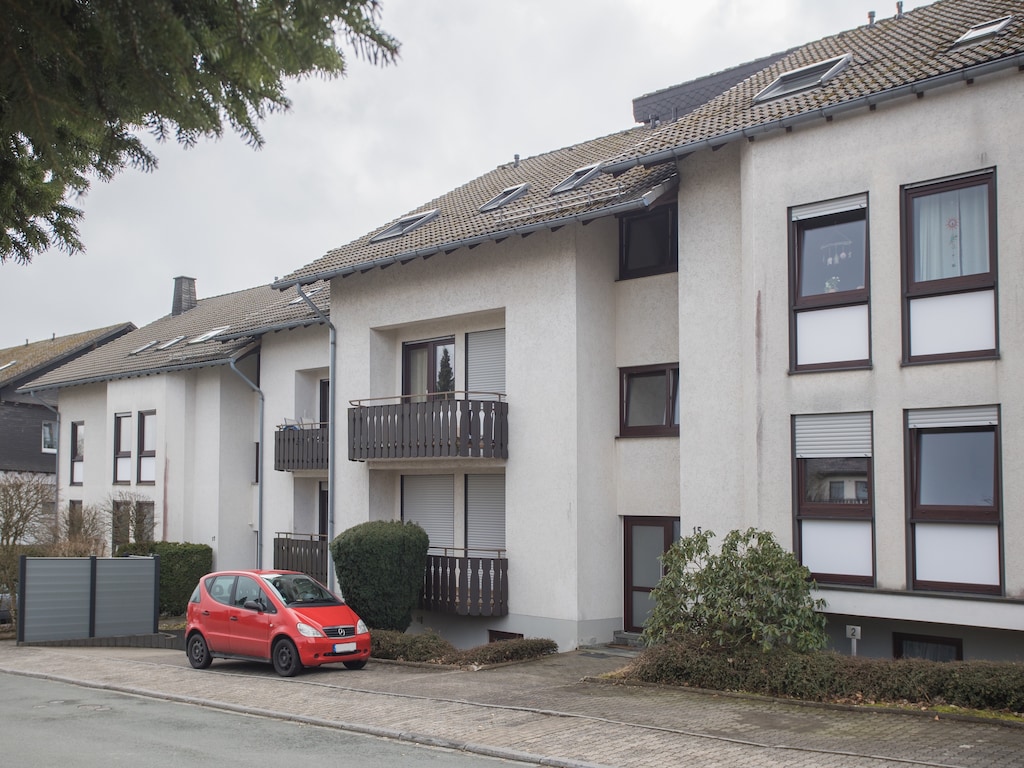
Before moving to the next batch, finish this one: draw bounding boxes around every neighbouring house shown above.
[269,0,1024,658]
[18,277,331,571]
[0,324,135,509]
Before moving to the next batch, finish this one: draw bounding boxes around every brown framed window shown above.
[114,413,131,484]
[789,194,870,371]
[793,412,874,586]
[138,411,156,484]
[70,421,85,485]
[619,204,677,280]
[901,170,997,363]
[906,406,1001,595]
[619,364,679,437]
[403,337,455,402]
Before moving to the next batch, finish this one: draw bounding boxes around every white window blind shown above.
[402,475,454,548]
[466,474,506,553]
[466,328,506,398]
[794,412,872,457]
[907,405,998,429]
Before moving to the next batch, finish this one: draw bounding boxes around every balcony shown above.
[348,392,508,461]
[272,532,329,585]
[274,422,328,471]
[421,548,508,617]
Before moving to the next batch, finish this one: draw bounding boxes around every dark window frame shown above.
[906,421,1002,595]
[113,413,131,484]
[619,363,680,438]
[70,421,85,486]
[900,170,998,364]
[619,204,678,280]
[789,201,870,372]
[403,337,456,401]
[137,410,156,485]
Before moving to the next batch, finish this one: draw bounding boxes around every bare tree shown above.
[0,472,55,624]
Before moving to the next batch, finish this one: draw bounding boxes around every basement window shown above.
[480,183,530,212]
[753,54,851,103]
[953,15,1012,47]
[189,326,230,344]
[550,163,603,195]
[370,210,439,243]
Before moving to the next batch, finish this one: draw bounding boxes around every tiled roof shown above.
[274,129,679,287]
[21,281,329,392]
[604,0,1024,172]
[0,323,135,392]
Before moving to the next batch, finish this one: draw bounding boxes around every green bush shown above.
[370,629,558,666]
[330,520,429,631]
[117,541,212,615]
[625,637,1024,712]
[643,528,828,653]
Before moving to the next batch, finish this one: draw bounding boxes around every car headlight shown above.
[296,622,323,638]
[356,619,368,635]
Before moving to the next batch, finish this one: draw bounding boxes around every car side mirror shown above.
[243,599,264,612]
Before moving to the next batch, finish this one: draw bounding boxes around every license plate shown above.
[333,641,356,653]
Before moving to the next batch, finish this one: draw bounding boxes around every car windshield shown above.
[261,574,341,606]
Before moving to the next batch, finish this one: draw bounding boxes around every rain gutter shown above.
[601,54,1024,176]
[229,358,265,569]
[271,177,678,290]
[294,285,338,591]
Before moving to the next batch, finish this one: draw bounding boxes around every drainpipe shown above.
[27,392,60,531]
[229,359,265,568]
[296,286,337,591]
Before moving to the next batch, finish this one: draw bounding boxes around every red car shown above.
[185,569,371,677]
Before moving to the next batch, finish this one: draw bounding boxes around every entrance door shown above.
[624,517,679,633]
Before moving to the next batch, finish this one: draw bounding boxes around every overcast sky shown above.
[0,0,933,351]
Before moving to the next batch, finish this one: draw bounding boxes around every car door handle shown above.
[230,616,238,621]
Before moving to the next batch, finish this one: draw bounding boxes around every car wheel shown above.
[272,638,303,677]
[343,660,367,670]
[187,633,212,670]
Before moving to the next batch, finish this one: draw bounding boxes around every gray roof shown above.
[0,324,135,393]
[21,282,329,392]
[274,129,680,288]
[604,0,1024,173]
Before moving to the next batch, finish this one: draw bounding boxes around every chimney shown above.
[868,10,876,26]
[896,1,903,18]
[172,276,197,316]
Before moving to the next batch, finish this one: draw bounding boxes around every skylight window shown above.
[480,183,530,212]
[0,360,16,373]
[550,163,603,195]
[156,335,185,350]
[753,53,851,103]
[288,286,323,304]
[953,15,1012,47]
[369,209,439,243]
[188,326,230,344]
[129,340,158,355]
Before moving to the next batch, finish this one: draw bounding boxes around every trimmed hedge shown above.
[625,636,1024,712]
[116,541,212,615]
[330,521,429,632]
[371,629,558,666]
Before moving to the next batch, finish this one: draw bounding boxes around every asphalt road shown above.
[1,671,537,768]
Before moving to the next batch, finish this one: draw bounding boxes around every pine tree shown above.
[0,0,399,264]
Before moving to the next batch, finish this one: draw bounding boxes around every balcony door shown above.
[623,516,679,633]
[403,337,455,402]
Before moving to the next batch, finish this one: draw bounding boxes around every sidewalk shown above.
[0,640,1021,768]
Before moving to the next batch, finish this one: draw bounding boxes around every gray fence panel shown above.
[21,559,92,642]
[95,558,157,636]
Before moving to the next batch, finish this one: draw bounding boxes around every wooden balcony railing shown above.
[272,533,329,585]
[274,422,328,471]
[348,392,508,461]
[421,548,508,617]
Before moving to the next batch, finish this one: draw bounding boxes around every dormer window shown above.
[550,163,602,195]
[0,360,16,373]
[953,15,1012,47]
[156,336,185,350]
[370,210,439,243]
[188,326,230,344]
[480,183,530,212]
[289,287,323,304]
[753,54,851,104]
[129,341,158,355]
